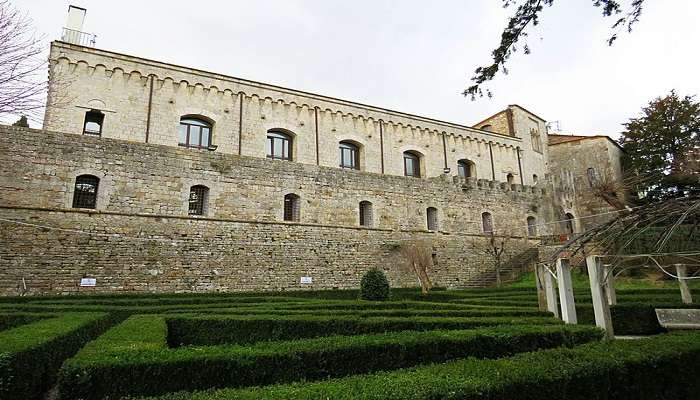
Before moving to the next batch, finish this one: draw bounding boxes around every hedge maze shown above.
[0,286,698,400]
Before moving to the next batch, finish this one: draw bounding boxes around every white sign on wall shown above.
[300,276,313,284]
[80,278,96,287]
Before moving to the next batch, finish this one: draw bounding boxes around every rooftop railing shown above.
[61,27,96,47]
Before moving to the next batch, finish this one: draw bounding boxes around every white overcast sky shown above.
[15,0,700,138]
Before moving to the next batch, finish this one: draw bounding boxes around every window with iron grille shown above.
[284,193,300,221]
[427,207,438,231]
[359,201,373,227]
[83,110,104,136]
[267,131,292,160]
[179,117,213,149]
[72,175,100,209]
[339,141,360,170]
[482,212,493,234]
[403,151,420,177]
[527,216,537,236]
[188,185,209,216]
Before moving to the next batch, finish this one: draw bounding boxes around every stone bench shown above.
[656,309,700,330]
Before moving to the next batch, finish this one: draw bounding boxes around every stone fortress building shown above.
[0,7,623,295]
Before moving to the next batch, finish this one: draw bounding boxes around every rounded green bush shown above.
[360,268,390,301]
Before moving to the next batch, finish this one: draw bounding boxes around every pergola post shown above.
[555,258,576,324]
[676,264,693,304]
[535,264,548,312]
[543,264,559,318]
[586,256,614,339]
[604,264,617,305]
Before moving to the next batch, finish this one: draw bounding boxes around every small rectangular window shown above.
[83,111,104,136]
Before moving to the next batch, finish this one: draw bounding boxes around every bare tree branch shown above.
[465,0,645,99]
[0,0,47,124]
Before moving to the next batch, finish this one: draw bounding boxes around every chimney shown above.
[61,6,95,46]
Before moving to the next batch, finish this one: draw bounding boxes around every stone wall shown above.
[0,125,543,295]
[548,136,625,231]
[44,41,547,186]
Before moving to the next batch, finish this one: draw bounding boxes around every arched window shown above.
[284,193,300,221]
[188,185,209,216]
[564,213,576,234]
[83,110,104,136]
[457,159,476,178]
[527,216,537,236]
[339,141,360,170]
[481,124,493,132]
[506,173,515,184]
[426,207,438,231]
[72,175,100,209]
[403,151,421,177]
[179,117,213,149]
[267,130,293,160]
[532,174,539,184]
[482,212,493,234]
[359,201,373,227]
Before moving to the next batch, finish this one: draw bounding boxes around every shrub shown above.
[139,331,700,400]
[576,302,700,335]
[58,315,600,400]
[0,312,118,400]
[360,268,390,301]
[166,314,561,346]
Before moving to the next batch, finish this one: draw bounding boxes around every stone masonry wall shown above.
[44,42,547,186]
[0,125,544,295]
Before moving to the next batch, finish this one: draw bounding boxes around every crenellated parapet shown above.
[45,42,542,184]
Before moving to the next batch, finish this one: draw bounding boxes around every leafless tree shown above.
[477,230,516,287]
[0,1,46,124]
[399,240,434,294]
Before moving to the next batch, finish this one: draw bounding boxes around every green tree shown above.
[619,91,700,201]
[466,0,644,98]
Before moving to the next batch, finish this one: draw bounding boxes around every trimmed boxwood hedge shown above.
[136,331,700,400]
[166,314,562,346]
[58,315,601,400]
[577,302,700,335]
[0,312,119,400]
[0,313,49,332]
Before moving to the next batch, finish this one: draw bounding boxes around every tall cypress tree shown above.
[620,91,700,202]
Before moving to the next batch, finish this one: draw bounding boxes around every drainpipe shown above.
[314,107,320,165]
[145,74,154,143]
[516,147,524,185]
[488,142,496,180]
[441,133,449,173]
[379,120,385,174]
[238,92,243,156]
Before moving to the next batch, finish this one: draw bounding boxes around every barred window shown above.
[482,212,493,234]
[284,193,300,222]
[359,201,373,227]
[527,216,537,236]
[427,207,438,231]
[72,175,100,209]
[179,117,213,149]
[83,110,104,136]
[587,167,599,187]
[188,185,209,216]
